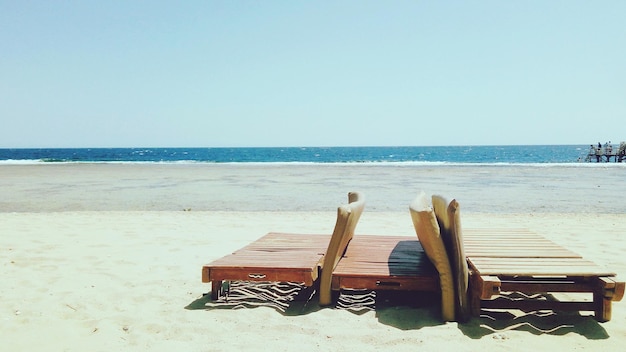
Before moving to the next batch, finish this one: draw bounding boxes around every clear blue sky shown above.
[1,1,624,148]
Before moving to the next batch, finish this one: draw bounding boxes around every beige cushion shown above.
[432,195,470,322]
[319,192,365,306]
[410,192,455,322]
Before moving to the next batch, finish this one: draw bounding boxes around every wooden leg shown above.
[211,280,222,300]
[593,290,611,322]
[470,293,481,317]
[593,277,625,322]
[469,273,482,317]
[614,281,626,302]
[469,274,501,317]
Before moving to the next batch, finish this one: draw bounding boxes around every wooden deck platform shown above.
[202,232,330,299]
[331,235,439,292]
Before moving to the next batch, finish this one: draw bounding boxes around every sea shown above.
[0,145,615,165]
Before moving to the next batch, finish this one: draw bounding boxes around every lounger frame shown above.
[464,229,625,322]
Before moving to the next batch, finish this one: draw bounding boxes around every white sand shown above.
[1,164,625,351]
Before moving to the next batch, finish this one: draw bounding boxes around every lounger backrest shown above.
[432,195,470,322]
[318,191,365,305]
[409,192,455,322]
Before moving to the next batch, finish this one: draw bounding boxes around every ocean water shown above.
[0,145,616,164]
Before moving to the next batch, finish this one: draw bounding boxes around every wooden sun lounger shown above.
[202,233,330,299]
[409,192,624,322]
[202,192,365,300]
[464,229,625,322]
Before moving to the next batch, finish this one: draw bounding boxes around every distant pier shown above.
[584,142,626,162]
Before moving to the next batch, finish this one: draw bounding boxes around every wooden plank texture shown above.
[202,233,331,284]
[464,228,582,258]
[465,228,622,321]
[468,255,615,276]
[332,235,439,291]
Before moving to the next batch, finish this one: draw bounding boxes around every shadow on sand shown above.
[459,308,609,339]
[186,283,610,339]
[185,281,322,316]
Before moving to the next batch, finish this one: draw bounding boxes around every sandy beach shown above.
[2,163,626,351]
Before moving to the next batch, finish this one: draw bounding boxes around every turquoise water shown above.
[0,145,611,164]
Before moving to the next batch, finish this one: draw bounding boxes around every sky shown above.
[1,1,624,148]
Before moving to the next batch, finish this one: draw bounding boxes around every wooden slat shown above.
[464,248,579,258]
[207,267,318,285]
[332,275,439,291]
[481,299,596,312]
[499,280,598,293]
[234,233,330,252]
